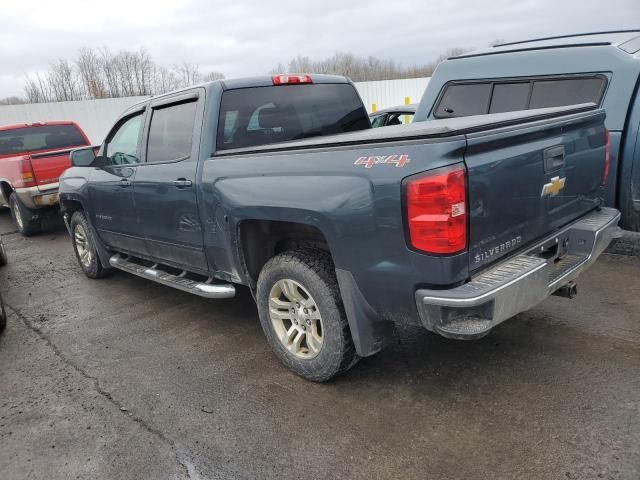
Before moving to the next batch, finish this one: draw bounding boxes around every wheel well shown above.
[60,198,84,216]
[239,220,330,283]
[0,182,13,204]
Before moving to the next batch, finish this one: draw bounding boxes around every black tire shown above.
[9,193,41,237]
[0,292,6,333]
[0,239,7,266]
[256,249,359,382]
[70,210,109,279]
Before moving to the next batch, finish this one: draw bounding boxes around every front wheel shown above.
[70,211,109,279]
[256,249,358,382]
[0,292,6,333]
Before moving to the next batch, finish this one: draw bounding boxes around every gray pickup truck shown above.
[60,74,620,381]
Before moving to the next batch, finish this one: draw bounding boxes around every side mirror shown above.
[70,146,98,167]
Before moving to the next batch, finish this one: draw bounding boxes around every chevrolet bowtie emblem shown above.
[541,176,566,197]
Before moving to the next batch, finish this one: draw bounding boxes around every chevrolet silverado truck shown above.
[0,121,91,236]
[59,74,620,381]
[414,29,640,231]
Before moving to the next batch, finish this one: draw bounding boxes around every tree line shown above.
[271,49,468,82]
[19,47,224,104]
[1,47,470,105]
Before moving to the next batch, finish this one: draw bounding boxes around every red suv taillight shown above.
[18,158,36,188]
[405,164,467,254]
[603,128,610,186]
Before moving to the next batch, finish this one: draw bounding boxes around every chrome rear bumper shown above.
[415,207,622,339]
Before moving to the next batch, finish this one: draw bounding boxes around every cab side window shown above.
[146,100,198,163]
[105,112,144,165]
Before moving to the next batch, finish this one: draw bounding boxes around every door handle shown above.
[544,145,566,172]
[119,178,132,187]
[173,178,193,189]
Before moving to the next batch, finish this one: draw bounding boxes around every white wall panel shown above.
[0,96,148,144]
[354,77,430,113]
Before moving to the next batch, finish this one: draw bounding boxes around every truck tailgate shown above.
[464,108,607,272]
[29,149,73,188]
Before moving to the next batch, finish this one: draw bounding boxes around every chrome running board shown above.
[109,254,236,299]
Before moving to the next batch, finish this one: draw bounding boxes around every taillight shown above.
[272,74,312,85]
[603,128,610,186]
[18,158,36,188]
[405,165,467,254]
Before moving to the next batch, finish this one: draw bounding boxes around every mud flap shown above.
[335,268,393,357]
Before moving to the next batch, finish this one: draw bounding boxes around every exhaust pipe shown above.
[553,281,577,299]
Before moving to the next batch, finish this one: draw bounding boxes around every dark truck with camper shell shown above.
[415,29,640,231]
[59,74,620,381]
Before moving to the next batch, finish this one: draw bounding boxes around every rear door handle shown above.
[119,178,132,187]
[173,178,193,189]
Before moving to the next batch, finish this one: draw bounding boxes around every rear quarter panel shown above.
[200,138,469,324]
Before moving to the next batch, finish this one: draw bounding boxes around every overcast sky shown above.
[0,0,638,98]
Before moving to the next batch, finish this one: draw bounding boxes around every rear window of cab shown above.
[0,124,86,156]
[433,75,607,118]
[216,83,370,150]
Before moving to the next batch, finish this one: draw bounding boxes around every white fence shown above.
[0,78,430,144]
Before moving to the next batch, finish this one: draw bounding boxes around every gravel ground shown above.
[0,210,638,480]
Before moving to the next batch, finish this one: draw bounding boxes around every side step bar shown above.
[109,254,236,299]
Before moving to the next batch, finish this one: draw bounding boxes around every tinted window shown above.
[529,78,605,109]
[370,114,387,128]
[147,101,197,163]
[217,84,370,150]
[386,112,414,126]
[0,124,86,156]
[489,83,530,113]
[105,112,144,165]
[434,83,492,118]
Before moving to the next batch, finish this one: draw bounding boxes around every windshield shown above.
[217,83,370,150]
[0,124,86,156]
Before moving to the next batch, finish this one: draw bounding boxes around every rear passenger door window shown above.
[529,77,606,109]
[434,83,492,118]
[146,100,198,163]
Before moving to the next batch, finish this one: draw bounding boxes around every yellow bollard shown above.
[371,103,377,113]
[404,96,411,124]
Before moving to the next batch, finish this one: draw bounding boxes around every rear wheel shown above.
[9,193,41,237]
[70,211,109,279]
[256,249,358,382]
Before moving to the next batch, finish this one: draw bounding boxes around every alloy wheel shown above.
[268,279,324,359]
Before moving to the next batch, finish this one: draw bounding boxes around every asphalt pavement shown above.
[0,210,638,480]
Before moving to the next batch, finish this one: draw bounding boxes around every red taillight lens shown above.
[406,165,467,254]
[18,158,36,188]
[272,74,313,85]
[603,128,610,186]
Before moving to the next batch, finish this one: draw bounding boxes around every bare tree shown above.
[77,48,107,98]
[202,71,225,82]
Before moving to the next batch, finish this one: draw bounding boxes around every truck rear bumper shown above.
[15,183,59,209]
[415,207,621,339]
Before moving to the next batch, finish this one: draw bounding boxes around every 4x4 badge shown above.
[354,154,410,169]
